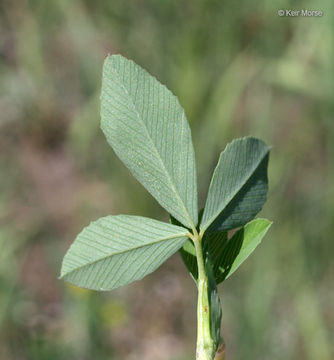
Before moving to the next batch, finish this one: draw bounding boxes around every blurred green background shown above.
[0,0,333,359]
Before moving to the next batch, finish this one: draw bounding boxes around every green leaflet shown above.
[179,231,228,282]
[171,213,228,282]
[212,218,272,283]
[170,214,198,280]
[205,256,222,353]
[200,137,270,233]
[101,55,198,229]
[223,218,272,280]
[205,231,228,281]
[180,239,198,281]
[60,215,188,291]
[173,218,271,285]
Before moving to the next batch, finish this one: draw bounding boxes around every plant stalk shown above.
[192,230,215,360]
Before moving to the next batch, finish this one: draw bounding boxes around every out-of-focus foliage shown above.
[0,1,333,359]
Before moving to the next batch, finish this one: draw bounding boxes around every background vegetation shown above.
[0,1,333,359]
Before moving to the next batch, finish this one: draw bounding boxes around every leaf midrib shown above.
[61,231,188,278]
[107,61,195,229]
[201,146,269,232]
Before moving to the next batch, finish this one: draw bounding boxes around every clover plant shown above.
[60,54,272,360]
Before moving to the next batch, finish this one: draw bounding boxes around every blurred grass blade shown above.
[215,219,272,283]
[60,215,188,291]
[200,137,270,233]
[101,55,198,229]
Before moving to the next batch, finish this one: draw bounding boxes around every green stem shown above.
[192,230,215,360]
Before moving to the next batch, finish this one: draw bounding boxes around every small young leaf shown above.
[180,239,198,281]
[170,214,198,280]
[101,55,198,229]
[200,137,270,233]
[60,215,188,291]
[205,256,222,353]
[171,213,228,282]
[214,218,272,283]
[204,231,228,280]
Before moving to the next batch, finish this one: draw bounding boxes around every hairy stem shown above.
[192,230,215,360]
